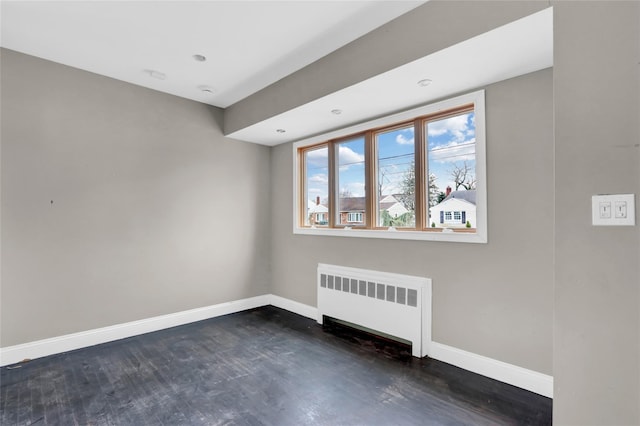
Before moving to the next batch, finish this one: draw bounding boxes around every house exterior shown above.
[307,198,328,225]
[339,195,410,225]
[339,197,366,224]
[430,190,476,228]
[379,194,409,219]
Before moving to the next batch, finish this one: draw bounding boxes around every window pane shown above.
[375,126,415,228]
[347,212,363,223]
[426,111,476,231]
[337,137,366,226]
[304,146,329,226]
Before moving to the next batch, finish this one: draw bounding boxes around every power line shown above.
[429,152,476,161]
[428,141,475,152]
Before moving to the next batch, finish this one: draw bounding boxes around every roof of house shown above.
[339,195,409,213]
[339,197,365,212]
[308,203,328,213]
[442,190,476,205]
[380,201,398,211]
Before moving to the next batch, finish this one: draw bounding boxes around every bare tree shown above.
[340,188,353,198]
[450,161,476,190]
[378,167,389,198]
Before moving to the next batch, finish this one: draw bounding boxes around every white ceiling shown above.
[229,7,554,145]
[0,1,424,108]
[1,2,552,147]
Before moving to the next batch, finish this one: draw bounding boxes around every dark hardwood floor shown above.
[1,306,552,425]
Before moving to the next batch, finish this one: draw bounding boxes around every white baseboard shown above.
[267,296,552,398]
[0,294,553,399]
[430,342,553,398]
[0,294,270,367]
[269,294,317,320]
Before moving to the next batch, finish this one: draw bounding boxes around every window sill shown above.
[293,226,487,243]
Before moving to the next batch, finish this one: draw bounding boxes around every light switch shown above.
[614,201,627,218]
[592,194,635,226]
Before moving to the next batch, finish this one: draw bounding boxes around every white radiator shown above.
[317,263,431,358]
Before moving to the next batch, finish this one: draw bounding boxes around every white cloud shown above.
[338,145,364,165]
[309,173,328,184]
[338,145,365,171]
[427,113,472,142]
[305,147,328,169]
[307,144,367,171]
[396,133,414,145]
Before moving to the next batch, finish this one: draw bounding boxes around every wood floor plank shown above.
[0,306,552,425]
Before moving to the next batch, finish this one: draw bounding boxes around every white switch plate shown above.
[592,194,635,226]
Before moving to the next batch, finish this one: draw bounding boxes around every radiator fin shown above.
[386,285,395,303]
[397,287,406,305]
[407,289,418,307]
[321,274,417,308]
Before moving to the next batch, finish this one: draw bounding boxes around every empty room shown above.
[1,1,638,425]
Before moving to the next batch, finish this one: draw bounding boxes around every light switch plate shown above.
[592,194,635,226]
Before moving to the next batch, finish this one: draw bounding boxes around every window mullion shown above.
[414,118,426,229]
[328,142,337,228]
[364,131,376,229]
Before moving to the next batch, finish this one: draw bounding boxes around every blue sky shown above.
[305,112,476,207]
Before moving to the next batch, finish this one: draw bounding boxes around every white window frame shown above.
[293,90,487,243]
[347,212,364,223]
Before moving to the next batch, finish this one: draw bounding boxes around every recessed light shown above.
[276,129,286,133]
[144,69,166,80]
[193,54,207,62]
[197,85,216,94]
[331,109,343,115]
[417,79,432,87]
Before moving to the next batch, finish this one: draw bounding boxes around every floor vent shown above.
[317,263,431,357]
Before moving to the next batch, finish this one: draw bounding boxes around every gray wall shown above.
[0,49,271,347]
[552,2,640,424]
[270,69,554,376]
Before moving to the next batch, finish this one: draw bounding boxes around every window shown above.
[301,146,328,227]
[294,91,486,243]
[442,211,464,224]
[376,125,415,228]
[347,212,364,223]
[337,137,366,226]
